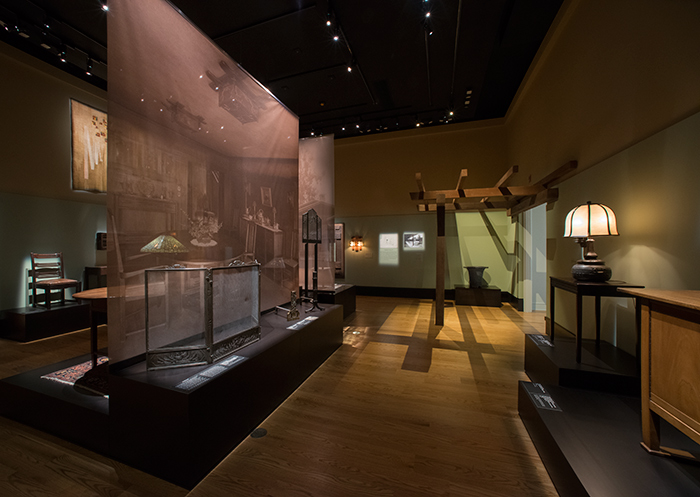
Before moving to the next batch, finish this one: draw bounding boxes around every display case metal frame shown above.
[145,262,261,371]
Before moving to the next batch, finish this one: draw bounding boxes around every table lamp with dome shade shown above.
[563,201,619,282]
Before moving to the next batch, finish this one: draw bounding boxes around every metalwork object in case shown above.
[145,262,261,371]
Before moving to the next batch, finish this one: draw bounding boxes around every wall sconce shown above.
[563,201,618,281]
[349,236,364,252]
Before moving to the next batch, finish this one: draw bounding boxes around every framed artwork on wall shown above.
[403,232,425,250]
[334,223,345,279]
[260,186,272,207]
[71,99,107,193]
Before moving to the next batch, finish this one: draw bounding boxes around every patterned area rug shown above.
[41,357,109,395]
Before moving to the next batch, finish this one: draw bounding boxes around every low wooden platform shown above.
[0,303,90,342]
[524,333,640,396]
[318,283,356,318]
[518,381,700,496]
[455,285,502,307]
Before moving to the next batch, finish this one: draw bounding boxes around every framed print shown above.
[71,99,107,192]
[261,186,273,207]
[334,223,345,278]
[403,232,425,250]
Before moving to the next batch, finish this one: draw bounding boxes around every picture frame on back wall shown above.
[71,99,107,193]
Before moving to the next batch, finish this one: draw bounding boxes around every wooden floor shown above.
[190,297,557,497]
[0,297,557,497]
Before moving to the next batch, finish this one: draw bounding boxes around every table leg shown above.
[576,293,583,363]
[90,306,98,369]
[635,298,641,373]
[549,280,556,342]
[595,295,601,347]
[640,303,661,452]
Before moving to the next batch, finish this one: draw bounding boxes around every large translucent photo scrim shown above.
[299,136,335,291]
[145,269,206,351]
[212,266,259,341]
[107,0,298,363]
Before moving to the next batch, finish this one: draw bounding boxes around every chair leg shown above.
[60,288,66,306]
[45,290,52,310]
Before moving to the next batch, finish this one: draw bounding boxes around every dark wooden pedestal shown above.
[0,305,343,490]
[109,304,343,489]
[0,303,90,342]
[455,286,501,307]
[518,381,700,497]
[318,284,356,318]
[524,333,639,396]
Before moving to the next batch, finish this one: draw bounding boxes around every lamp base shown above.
[571,259,612,282]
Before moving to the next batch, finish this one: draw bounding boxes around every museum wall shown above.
[504,0,700,354]
[333,111,516,293]
[0,43,108,204]
[337,214,440,290]
[337,210,518,295]
[0,43,107,310]
[334,120,508,218]
[0,193,106,309]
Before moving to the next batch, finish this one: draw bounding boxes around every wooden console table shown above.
[622,289,700,460]
[550,277,643,363]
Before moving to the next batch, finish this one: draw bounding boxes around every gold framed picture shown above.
[71,99,107,192]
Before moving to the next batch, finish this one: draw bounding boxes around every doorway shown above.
[523,204,547,312]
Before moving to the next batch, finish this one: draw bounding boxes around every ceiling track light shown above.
[101,3,109,12]
[86,57,93,75]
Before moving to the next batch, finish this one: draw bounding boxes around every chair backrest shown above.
[30,252,66,282]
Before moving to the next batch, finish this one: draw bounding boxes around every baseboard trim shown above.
[354,286,522,308]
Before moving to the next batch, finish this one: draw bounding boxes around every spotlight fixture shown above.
[85,57,93,75]
[101,4,109,12]
[59,48,67,62]
[333,33,340,42]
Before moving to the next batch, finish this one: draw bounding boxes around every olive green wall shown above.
[337,211,518,293]
[0,43,107,310]
[337,214,442,290]
[505,0,700,187]
[0,192,106,309]
[504,0,700,354]
[454,211,516,293]
[334,0,700,348]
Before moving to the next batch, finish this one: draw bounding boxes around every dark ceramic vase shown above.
[466,266,488,288]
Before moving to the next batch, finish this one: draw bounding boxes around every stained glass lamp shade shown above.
[140,234,189,253]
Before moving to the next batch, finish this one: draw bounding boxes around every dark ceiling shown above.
[0,0,563,139]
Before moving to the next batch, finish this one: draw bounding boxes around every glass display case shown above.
[145,262,261,370]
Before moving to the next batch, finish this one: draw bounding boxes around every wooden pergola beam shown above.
[495,165,519,188]
[507,188,559,217]
[410,185,545,201]
[415,172,425,192]
[535,160,577,188]
[455,169,469,190]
